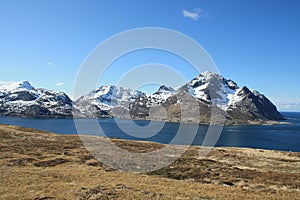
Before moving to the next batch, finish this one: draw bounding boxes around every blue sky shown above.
[0,0,299,111]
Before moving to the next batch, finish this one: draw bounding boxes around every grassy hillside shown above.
[0,124,299,199]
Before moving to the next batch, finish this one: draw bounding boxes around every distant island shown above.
[0,72,285,125]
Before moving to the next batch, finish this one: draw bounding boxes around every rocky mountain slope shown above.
[0,81,73,118]
[124,72,284,124]
[74,85,144,118]
[0,72,284,124]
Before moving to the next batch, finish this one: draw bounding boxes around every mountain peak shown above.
[198,71,222,80]
[196,72,239,90]
[18,81,34,90]
[155,85,176,93]
[0,74,283,123]
[0,80,34,91]
[200,71,219,76]
[92,85,144,98]
[190,71,222,87]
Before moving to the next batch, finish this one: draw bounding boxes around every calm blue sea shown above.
[0,112,299,152]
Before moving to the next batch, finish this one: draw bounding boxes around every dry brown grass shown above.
[0,124,299,200]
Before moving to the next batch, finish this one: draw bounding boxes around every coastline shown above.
[0,114,292,126]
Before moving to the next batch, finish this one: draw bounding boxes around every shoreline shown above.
[0,114,293,126]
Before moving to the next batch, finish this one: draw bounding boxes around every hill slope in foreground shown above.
[0,124,299,200]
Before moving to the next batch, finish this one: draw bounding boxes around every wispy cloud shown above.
[0,80,14,86]
[182,8,203,21]
[55,82,64,86]
[48,61,53,66]
[277,102,300,111]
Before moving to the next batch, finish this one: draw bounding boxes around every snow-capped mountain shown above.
[74,84,177,118]
[0,80,34,92]
[74,85,144,118]
[128,72,283,123]
[225,86,284,121]
[181,72,283,122]
[0,73,284,124]
[0,81,73,118]
[146,85,176,107]
[182,71,240,109]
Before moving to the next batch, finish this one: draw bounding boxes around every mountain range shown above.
[0,72,284,124]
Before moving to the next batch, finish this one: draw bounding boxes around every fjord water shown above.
[0,112,299,152]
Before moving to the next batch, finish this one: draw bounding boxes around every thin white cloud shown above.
[182,8,203,21]
[0,80,15,86]
[48,61,53,66]
[277,102,300,111]
[55,82,64,86]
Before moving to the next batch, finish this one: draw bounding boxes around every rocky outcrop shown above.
[226,86,283,122]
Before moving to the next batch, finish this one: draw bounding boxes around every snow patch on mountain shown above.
[146,85,176,107]
[75,85,144,111]
[185,71,241,110]
[0,81,72,117]
[0,81,34,92]
[227,87,244,108]
[0,72,283,122]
